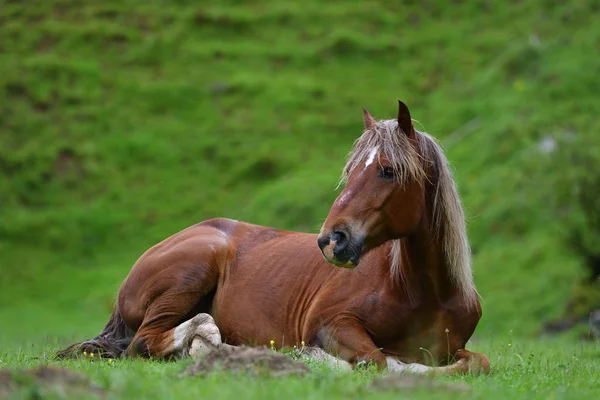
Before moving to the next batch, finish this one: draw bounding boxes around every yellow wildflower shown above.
[513,80,525,92]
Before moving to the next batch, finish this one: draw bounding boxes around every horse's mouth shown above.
[317,229,363,268]
[320,253,358,269]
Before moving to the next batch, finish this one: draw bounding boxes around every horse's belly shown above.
[209,279,299,347]
[192,223,332,347]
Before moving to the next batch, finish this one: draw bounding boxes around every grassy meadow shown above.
[1,0,599,398]
[1,339,599,399]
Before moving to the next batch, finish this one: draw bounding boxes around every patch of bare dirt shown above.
[183,345,310,378]
[368,375,471,393]
[0,365,104,398]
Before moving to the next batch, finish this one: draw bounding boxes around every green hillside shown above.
[1,0,599,345]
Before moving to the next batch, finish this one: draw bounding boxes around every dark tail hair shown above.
[56,307,134,359]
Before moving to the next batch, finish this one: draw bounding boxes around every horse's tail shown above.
[55,306,133,359]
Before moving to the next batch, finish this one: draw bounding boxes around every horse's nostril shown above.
[317,235,331,251]
[331,231,347,245]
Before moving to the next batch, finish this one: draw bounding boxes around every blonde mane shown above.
[341,119,478,309]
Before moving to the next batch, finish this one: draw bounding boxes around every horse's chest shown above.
[357,293,474,363]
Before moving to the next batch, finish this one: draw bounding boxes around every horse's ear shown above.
[397,100,414,138]
[362,108,376,130]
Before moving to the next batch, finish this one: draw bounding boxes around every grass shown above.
[1,338,598,400]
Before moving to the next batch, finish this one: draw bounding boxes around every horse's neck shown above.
[398,215,455,304]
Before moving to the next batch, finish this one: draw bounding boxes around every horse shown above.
[57,101,490,375]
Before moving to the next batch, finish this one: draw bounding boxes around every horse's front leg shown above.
[320,318,387,370]
[452,349,491,374]
[318,319,490,375]
[385,349,491,375]
[129,310,233,359]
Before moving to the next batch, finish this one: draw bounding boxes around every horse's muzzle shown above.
[317,229,363,268]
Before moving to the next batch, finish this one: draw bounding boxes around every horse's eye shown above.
[380,167,395,180]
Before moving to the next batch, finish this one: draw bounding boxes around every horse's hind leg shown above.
[171,312,238,359]
[126,282,224,359]
[163,312,225,359]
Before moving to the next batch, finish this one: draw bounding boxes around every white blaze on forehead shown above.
[364,147,378,170]
[334,189,353,208]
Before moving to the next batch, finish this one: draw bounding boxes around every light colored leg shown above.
[167,313,225,359]
[300,349,459,374]
[299,349,460,374]
[300,347,352,371]
[386,357,433,374]
[386,356,471,375]
[300,351,481,375]
[187,314,225,359]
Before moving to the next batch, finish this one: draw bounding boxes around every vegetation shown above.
[1,0,598,398]
[543,130,600,329]
[2,339,599,399]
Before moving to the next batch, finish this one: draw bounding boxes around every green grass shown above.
[1,339,598,400]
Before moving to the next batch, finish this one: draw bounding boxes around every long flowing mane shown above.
[341,119,478,308]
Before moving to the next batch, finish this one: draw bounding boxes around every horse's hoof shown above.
[188,313,223,359]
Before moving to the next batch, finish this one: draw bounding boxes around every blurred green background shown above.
[1,0,599,347]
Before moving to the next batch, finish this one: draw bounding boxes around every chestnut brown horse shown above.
[58,101,490,375]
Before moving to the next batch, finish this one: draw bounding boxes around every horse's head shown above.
[317,101,429,267]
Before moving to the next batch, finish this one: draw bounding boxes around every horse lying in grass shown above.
[58,101,490,375]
